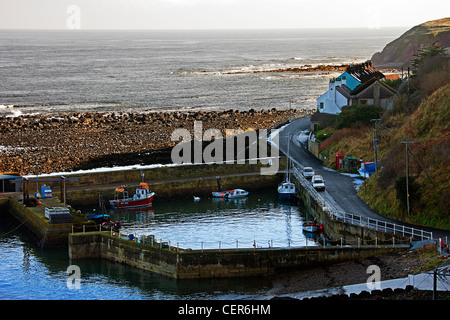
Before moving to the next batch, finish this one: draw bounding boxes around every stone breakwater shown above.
[0,108,312,175]
[199,64,349,75]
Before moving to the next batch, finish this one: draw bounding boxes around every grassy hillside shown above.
[361,84,449,229]
[318,84,450,230]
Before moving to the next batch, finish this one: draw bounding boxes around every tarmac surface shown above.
[277,116,450,240]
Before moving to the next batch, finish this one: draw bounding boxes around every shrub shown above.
[334,104,384,130]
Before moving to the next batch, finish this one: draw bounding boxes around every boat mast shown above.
[287,135,291,182]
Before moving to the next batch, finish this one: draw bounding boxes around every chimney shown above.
[373,81,380,106]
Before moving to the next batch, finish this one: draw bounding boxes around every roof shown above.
[384,74,400,81]
[310,112,337,122]
[0,174,20,180]
[335,84,352,99]
[351,80,398,100]
[346,61,384,84]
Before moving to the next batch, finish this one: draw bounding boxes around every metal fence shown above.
[93,229,410,252]
[291,165,434,241]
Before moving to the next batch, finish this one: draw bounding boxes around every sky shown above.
[0,0,448,30]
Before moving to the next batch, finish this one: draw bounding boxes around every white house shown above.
[316,76,350,114]
[316,62,385,114]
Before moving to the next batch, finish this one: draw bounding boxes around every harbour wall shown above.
[69,231,409,279]
[2,197,75,249]
[34,161,287,207]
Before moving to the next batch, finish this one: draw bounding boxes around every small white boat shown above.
[212,189,249,199]
[277,179,296,200]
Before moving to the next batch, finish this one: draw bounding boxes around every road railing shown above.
[291,165,433,241]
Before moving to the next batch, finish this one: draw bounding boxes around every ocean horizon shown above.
[0,27,408,116]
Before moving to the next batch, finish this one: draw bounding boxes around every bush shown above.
[334,104,384,130]
[395,176,420,212]
[384,78,403,90]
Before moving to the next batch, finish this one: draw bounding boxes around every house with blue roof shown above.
[317,61,385,114]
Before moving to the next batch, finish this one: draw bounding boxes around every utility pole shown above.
[371,119,381,173]
[407,67,410,94]
[400,140,415,215]
[34,156,41,198]
[61,175,67,208]
[289,99,292,123]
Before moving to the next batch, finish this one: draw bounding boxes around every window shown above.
[319,102,324,109]
[359,99,368,104]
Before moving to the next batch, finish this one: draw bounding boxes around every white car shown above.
[312,175,325,191]
[302,167,315,179]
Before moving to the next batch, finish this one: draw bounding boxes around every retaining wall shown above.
[69,232,409,279]
[5,197,73,249]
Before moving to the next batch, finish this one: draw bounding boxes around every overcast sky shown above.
[0,0,448,30]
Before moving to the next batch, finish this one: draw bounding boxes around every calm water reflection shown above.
[108,190,318,250]
[0,189,319,300]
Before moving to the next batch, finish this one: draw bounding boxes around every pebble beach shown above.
[0,108,312,175]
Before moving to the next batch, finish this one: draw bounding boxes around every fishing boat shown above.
[109,182,155,209]
[212,188,249,199]
[302,221,324,233]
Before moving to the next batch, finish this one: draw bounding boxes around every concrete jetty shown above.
[69,231,409,279]
[0,196,92,248]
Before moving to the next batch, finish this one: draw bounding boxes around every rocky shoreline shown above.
[269,250,449,300]
[0,108,313,175]
[199,64,349,75]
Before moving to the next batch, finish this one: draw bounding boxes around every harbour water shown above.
[0,189,320,300]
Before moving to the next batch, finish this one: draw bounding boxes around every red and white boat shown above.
[109,183,155,209]
[302,221,324,233]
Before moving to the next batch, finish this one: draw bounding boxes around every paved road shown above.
[277,116,450,240]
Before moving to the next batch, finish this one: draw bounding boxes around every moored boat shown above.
[277,179,296,200]
[212,188,249,199]
[86,213,121,230]
[278,135,296,200]
[302,221,324,233]
[109,182,155,209]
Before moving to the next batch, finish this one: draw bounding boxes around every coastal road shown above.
[277,116,450,240]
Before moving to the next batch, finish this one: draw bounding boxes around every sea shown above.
[0,27,408,116]
[0,190,321,300]
[0,28,407,301]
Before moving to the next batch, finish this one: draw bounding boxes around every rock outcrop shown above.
[371,17,450,69]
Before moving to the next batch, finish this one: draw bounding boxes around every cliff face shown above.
[371,17,450,69]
